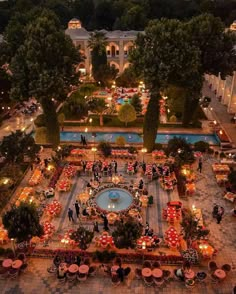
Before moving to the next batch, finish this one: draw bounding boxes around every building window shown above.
[124,50,128,56]
[107,50,110,56]
[116,50,119,56]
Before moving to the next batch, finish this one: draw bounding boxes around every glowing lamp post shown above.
[91,147,97,161]
[141,148,147,162]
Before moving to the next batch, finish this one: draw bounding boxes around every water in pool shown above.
[95,188,133,212]
[60,131,220,145]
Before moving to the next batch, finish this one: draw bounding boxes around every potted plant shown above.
[148,195,154,206]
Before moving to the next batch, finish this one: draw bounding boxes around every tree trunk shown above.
[182,90,200,126]
[40,97,60,147]
[99,114,103,126]
[143,89,160,152]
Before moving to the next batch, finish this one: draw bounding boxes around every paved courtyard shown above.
[0,150,235,294]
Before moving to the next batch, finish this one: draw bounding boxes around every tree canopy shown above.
[10,10,81,146]
[118,103,136,126]
[3,202,43,243]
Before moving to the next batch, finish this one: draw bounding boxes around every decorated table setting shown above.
[41,221,55,240]
[62,165,77,178]
[212,164,230,174]
[70,149,85,157]
[85,161,94,172]
[166,206,180,222]
[98,233,115,248]
[28,169,42,186]
[152,150,166,159]
[56,178,72,192]
[127,162,134,173]
[185,182,196,194]
[60,229,76,247]
[44,200,62,218]
[137,236,154,248]
[164,227,180,248]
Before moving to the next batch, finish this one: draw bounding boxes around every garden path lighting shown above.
[141,147,147,162]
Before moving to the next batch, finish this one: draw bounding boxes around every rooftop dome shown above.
[68,18,82,29]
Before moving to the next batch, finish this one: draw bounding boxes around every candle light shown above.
[142,241,146,250]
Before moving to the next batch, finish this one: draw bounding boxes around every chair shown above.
[143,276,154,287]
[18,253,26,264]
[153,277,165,287]
[20,263,28,273]
[84,258,91,266]
[8,268,19,279]
[57,276,66,284]
[210,273,219,284]
[163,270,172,281]
[152,261,161,268]
[208,261,218,273]
[111,274,120,287]
[222,264,231,273]
[77,273,87,281]
[135,268,142,279]
[195,272,207,283]
[124,267,131,277]
[88,265,97,277]
[143,261,152,268]
[67,272,76,282]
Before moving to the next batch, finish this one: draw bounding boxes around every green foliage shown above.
[220,151,226,158]
[128,146,137,154]
[87,97,107,126]
[98,141,112,157]
[63,91,88,120]
[194,141,209,152]
[130,93,142,113]
[112,218,142,249]
[10,10,81,146]
[79,84,97,96]
[116,136,126,147]
[93,250,116,263]
[181,208,209,247]
[35,127,48,145]
[2,202,43,243]
[143,91,160,152]
[115,66,139,88]
[0,130,40,164]
[57,112,65,127]
[70,226,94,250]
[34,114,46,127]
[118,103,136,126]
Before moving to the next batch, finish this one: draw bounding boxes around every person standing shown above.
[216,213,222,224]
[68,208,74,222]
[74,200,80,218]
[197,157,203,173]
[102,214,109,231]
[216,206,224,224]
[93,221,99,233]
[114,160,118,174]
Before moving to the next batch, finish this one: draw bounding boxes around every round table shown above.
[214,269,226,280]
[79,264,89,274]
[142,267,152,277]
[2,259,12,268]
[184,269,195,279]
[68,264,79,273]
[152,268,163,278]
[12,260,23,269]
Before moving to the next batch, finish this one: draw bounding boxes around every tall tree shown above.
[130,19,200,151]
[10,10,81,146]
[88,31,118,85]
[88,31,108,83]
[87,97,108,126]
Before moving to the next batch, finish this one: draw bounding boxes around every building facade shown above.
[205,21,236,114]
[65,18,142,75]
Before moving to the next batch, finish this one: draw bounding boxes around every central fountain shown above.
[95,188,133,212]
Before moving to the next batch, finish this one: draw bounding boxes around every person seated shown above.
[116,264,124,282]
[57,265,66,279]
[174,268,185,281]
[143,187,148,195]
[82,208,90,216]
[147,229,154,237]
[53,255,61,268]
